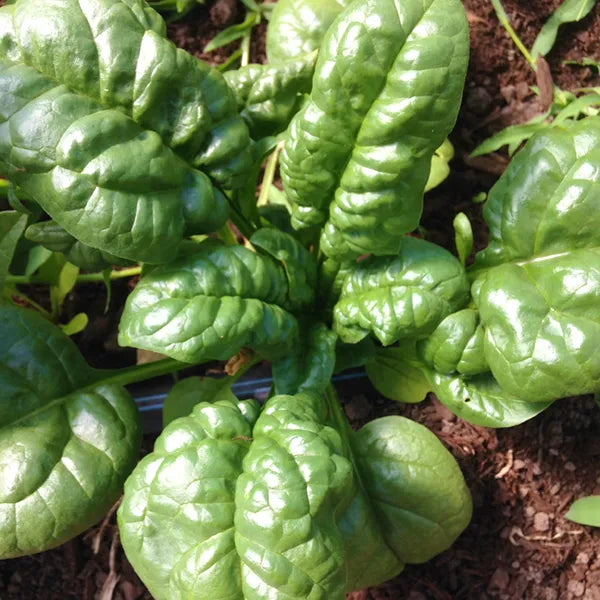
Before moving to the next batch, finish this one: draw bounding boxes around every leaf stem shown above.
[7,266,142,286]
[490,0,536,70]
[257,141,284,207]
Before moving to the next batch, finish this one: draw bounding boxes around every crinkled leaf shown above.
[472,118,600,402]
[118,241,299,363]
[265,0,352,64]
[334,237,470,345]
[334,336,376,374]
[272,321,336,394]
[281,0,469,261]
[0,304,140,558]
[531,0,596,59]
[418,309,488,376]
[162,375,238,426]
[0,210,26,291]
[225,52,316,139]
[118,392,351,600]
[0,0,254,263]
[25,220,130,271]
[250,227,316,311]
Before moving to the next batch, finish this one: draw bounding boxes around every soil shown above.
[3,1,600,599]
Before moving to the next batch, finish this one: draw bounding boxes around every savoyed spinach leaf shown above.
[118,390,472,598]
[472,118,600,402]
[118,240,300,362]
[0,304,141,558]
[265,0,352,64]
[281,0,469,261]
[0,210,26,291]
[334,237,469,345]
[0,0,254,263]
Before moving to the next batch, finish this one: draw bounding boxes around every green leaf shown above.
[453,212,473,266]
[338,415,472,589]
[224,52,316,138]
[0,303,140,558]
[59,311,88,336]
[162,375,237,426]
[281,0,469,261]
[272,322,337,395]
[425,139,454,192]
[470,116,550,157]
[266,0,353,64]
[334,237,470,345]
[334,336,376,374]
[472,118,600,402]
[365,344,430,404]
[531,0,596,58]
[428,371,553,428]
[119,392,351,600]
[23,245,53,277]
[565,496,600,527]
[0,210,27,291]
[1,0,253,263]
[204,12,259,52]
[553,93,600,125]
[118,241,299,363]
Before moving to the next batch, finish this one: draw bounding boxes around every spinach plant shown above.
[5,0,597,595]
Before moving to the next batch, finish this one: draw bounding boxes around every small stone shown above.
[550,483,561,495]
[577,552,590,565]
[512,561,520,569]
[532,462,543,475]
[513,459,526,471]
[565,461,576,472]
[568,580,585,597]
[525,506,536,518]
[489,568,510,591]
[534,512,550,532]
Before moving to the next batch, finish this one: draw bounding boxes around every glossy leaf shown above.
[0,210,26,290]
[531,0,596,59]
[118,241,299,363]
[25,220,130,271]
[0,304,141,558]
[162,375,237,426]
[281,0,469,261]
[265,0,352,64]
[453,212,473,267]
[337,415,472,589]
[0,0,254,263]
[272,321,337,394]
[425,139,454,192]
[225,52,317,138]
[118,392,351,599]
[365,344,430,404]
[333,237,470,345]
[428,371,553,428]
[472,118,600,402]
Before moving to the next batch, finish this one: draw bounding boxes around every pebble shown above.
[534,512,550,532]
[565,461,577,472]
[568,580,585,597]
[489,567,510,591]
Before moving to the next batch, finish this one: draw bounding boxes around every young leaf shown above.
[565,496,600,527]
[204,12,259,52]
[453,212,473,266]
[59,311,89,336]
[531,0,596,59]
[425,139,454,192]
[0,210,27,291]
[23,245,53,277]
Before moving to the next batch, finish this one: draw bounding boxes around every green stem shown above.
[490,0,536,70]
[87,357,192,390]
[217,222,240,245]
[217,48,242,72]
[7,266,141,286]
[8,290,52,318]
[240,22,253,67]
[257,141,284,207]
[227,195,256,239]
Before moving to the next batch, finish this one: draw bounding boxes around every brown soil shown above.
[3,1,600,599]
